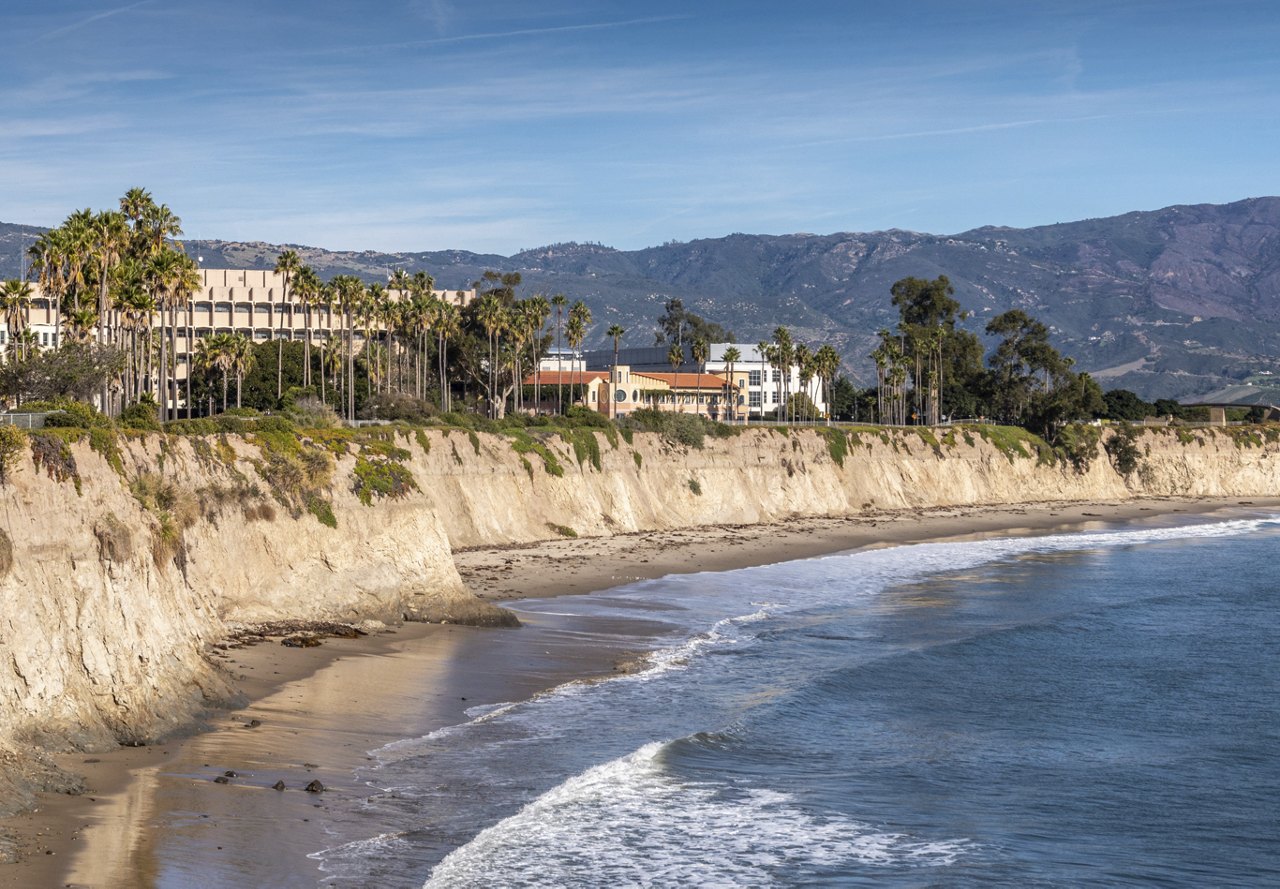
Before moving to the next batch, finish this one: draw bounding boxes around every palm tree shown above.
[666,342,683,412]
[550,293,568,413]
[273,249,301,401]
[0,279,34,363]
[721,346,741,421]
[793,343,813,422]
[813,344,840,424]
[475,295,506,419]
[174,256,202,418]
[691,337,709,417]
[146,249,182,420]
[757,340,773,421]
[89,211,129,412]
[115,275,154,405]
[330,275,365,422]
[230,333,254,408]
[527,294,551,412]
[294,265,321,389]
[608,324,626,417]
[563,301,591,409]
[194,333,232,412]
[772,327,794,423]
[435,300,461,411]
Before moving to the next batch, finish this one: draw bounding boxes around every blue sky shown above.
[3,0,1279,253]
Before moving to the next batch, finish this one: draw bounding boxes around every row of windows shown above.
[0,331,57,346]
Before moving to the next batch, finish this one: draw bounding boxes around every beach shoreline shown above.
[4,494,1275,888]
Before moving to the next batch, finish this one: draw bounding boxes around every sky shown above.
[3,0,1280,254]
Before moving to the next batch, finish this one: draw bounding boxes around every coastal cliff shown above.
[0,422,1277,816]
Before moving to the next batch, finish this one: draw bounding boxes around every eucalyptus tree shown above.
[273,250,301,400]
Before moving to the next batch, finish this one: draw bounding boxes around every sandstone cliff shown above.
[0,423,1276,813]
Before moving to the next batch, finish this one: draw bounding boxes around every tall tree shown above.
[273,249,301,401]
[721,345,741,421]
[550,293,568,413]
[691,337,709,417]
[608,324,626,416]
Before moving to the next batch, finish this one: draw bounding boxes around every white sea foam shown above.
[423,741,971,888]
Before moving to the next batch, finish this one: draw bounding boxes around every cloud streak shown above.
[36,0,153,42]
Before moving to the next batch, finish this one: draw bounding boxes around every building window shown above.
[748,370,762,386]
[749,392,762,408]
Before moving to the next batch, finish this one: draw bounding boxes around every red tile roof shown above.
[633,372,736,389]
[523,370,609,385]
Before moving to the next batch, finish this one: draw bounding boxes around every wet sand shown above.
[4,495,1274,888]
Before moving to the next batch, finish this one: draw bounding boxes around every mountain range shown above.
[4,196,1280,400]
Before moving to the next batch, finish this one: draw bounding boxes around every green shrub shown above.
[1104,425,1143,478]
[508,430,565,477]
[88,426,126,477]
[352,455,419,505]
[306,496,338,528]
[119,401,163,431]
[0,424,28,486]
[816,427,848,467]
[30,432,81,491]
[546,522,578,538]
[1056,423,1103,472]
[165,418,218,435]
[688,477,702,496]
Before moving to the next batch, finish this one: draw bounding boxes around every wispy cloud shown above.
[36,0,154,42]
[302,14,689,56]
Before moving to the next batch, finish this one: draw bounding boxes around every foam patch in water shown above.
[424,741,971,887]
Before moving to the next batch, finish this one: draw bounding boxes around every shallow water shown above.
[317,511,1280,887]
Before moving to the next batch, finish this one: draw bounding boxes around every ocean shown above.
[315,510,1280,887]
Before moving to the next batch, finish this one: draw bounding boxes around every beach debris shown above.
[223,770,238,778]
[212,776,230,784]
[272,780,286,791]
[245,719,262,728]
[281,635,321,648]
[304,780,325,793]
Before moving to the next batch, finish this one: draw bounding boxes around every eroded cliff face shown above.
[0,424,1276,804]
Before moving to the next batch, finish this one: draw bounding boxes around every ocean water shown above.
[316,511,1280,887]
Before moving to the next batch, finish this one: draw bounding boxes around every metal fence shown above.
[0,412,50,429]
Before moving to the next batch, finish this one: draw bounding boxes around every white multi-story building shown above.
[5,268,474,387]
[581,342,826,419]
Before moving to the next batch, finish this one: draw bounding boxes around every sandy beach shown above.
[3,495,1274,888]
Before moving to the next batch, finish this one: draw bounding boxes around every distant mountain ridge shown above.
[4,197,1280,399]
